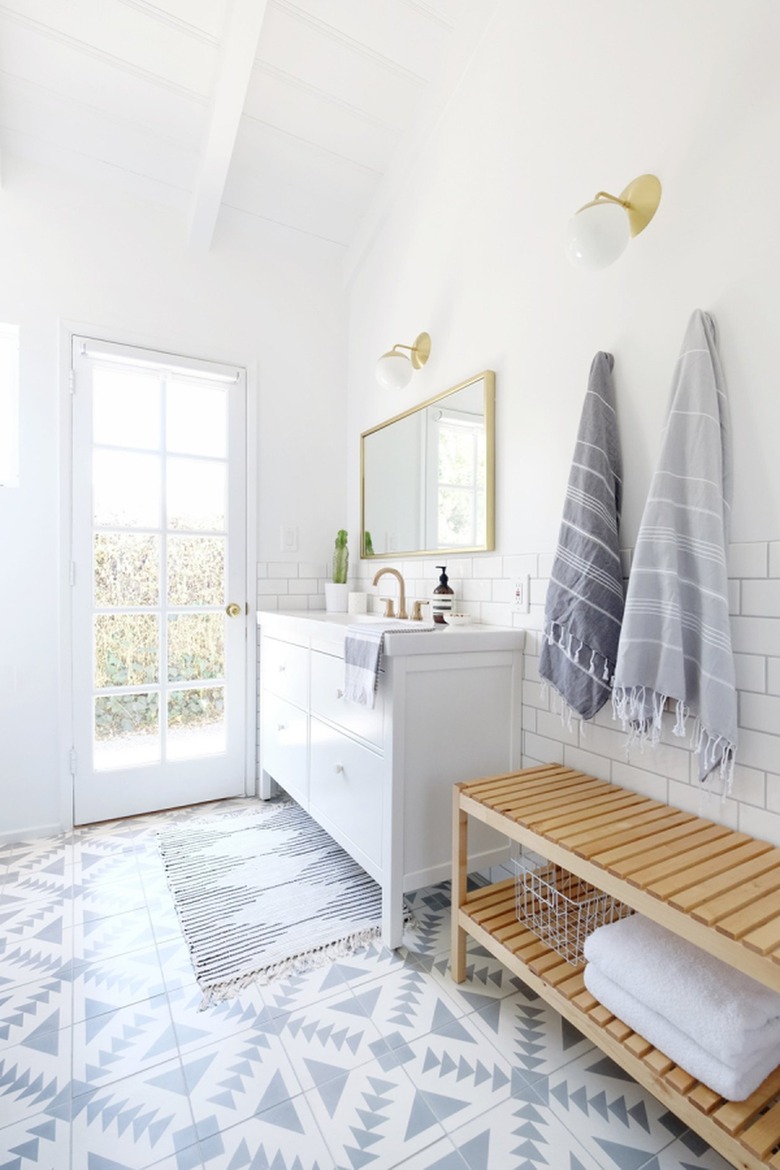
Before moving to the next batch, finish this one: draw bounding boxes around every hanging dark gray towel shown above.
[612,310,736,786]
[539,352,624,719]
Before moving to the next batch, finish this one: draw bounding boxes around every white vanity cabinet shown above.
[258,611,524,947]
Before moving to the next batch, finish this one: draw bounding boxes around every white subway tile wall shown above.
[256,541,780,844]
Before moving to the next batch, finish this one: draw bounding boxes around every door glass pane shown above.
[167,379,227,457]
[95,614,159,687]
[168,613,224,682]
[167,458,226,531]
[93,450,160,528]
[168,686,225,759]
[93,366,160,449]
[167,535,224,606]
[94,692,160,770]
[95,533,160,607]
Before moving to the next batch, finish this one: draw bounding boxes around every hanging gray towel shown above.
[612,310,736,785]
[539,352,624,719]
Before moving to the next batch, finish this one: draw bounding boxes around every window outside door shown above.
[71,337,248,824]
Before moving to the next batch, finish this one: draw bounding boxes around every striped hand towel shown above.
[613,310,736,785]
[539,352,624,719]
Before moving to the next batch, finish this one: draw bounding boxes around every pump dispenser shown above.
[431,565,454,624]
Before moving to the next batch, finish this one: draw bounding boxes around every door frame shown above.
[57,318,258,831]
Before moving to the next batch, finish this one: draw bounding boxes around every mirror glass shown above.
[361,371,495,558]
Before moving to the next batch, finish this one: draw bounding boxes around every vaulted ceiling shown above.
[0,0,498,255]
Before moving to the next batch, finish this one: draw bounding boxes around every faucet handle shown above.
[380,597,396,618]
[411,600,430,621]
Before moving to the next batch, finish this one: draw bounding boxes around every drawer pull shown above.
[334,763,344,774]
[278,664,286,673]
[277,723,286,732]
[336,688,345,699]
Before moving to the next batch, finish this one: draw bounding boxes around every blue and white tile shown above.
[256,986,389,1095]
[421,946,530,1014]
[70,943,171,1019]
[445,1092,606,1170]
[539,1050,691,1169]
[0,1028,73,1130]
[70,1055,201,1168]
[0,925,73,988]
[650,1129,735,1169]
[72,990,180,1089]
[468,982,594,1087]
[345,964,470,1055]
[181,1027,305,1141]
[71,904,156,963]
[303,1054,451,1170]
[198,1092,330,1170]
[168,980,267,1055]
[0,1111,72,1169]
[390,1009,515,1134]
[402,883,453,959]
[0,975,73,1049]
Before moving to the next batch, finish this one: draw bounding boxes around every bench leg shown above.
[451,787,468,983]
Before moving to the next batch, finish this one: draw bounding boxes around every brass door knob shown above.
[225,602,242,618]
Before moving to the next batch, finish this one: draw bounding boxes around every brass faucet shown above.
[372,567,407,619]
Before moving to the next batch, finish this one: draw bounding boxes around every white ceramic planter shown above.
[324,582,349,613]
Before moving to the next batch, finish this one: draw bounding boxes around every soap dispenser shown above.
[431,565,454,624]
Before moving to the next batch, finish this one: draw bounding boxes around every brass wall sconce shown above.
[566,174,662,270]
[375,332,431,391]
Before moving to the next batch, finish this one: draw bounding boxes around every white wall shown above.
[345,1,780,839]
[0,157,346,840]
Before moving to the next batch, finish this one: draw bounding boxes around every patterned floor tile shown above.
[0,975,73,1051]
[181,1026,306,1141]
[402,884,453,960]
[467,979,595,1088]
[0,1028,73,1131]
[538,1050,690,1169]
[71,905,157,963]
[0,926,73,990]
[344,964,470,1057]
[646,1129,735,1170]
[0,1111,72,1169]
[70,943,171,1021]
[198,1092,331,1170]
[167,981,268,1056]
[70,1055,201,1168]
[302,1054,451,1170]
[390,1009,515,1136]
[445,1092,606,1170]
[72,990,180,1089]
[420,945,530,1016]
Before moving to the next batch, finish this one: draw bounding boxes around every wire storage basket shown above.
[511,843,633,967]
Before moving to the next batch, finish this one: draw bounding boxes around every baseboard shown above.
[0,822,64,847]
[404,843,512,893]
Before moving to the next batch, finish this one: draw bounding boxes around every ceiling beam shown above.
[188,0,269,250]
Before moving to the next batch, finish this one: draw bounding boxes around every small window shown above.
[0,324,19,487]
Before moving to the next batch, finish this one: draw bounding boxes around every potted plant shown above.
[324,529,350,612]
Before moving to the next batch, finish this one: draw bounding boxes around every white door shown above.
[71,336,248,824]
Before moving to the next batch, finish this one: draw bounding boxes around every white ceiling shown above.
[0,0,498,255]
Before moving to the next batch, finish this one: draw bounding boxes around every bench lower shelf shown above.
[458,878,780,1170]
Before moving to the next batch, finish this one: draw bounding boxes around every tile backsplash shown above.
[256,540,780,844]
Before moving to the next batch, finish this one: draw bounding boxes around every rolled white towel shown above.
[583,913,780,1065]
[584,962,780,1102]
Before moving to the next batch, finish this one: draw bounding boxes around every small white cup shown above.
[348,591,368,614]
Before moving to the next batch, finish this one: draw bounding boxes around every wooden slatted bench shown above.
[451,763,780,1170]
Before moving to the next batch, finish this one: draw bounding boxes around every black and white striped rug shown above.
[157,799,386,1004]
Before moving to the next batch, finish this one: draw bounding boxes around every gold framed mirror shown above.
[360,370,495,558]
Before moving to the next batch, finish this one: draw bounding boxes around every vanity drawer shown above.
[309,716,383,872]
[261,636,308,707]
[260,690,308,806]
[310,649,384,747]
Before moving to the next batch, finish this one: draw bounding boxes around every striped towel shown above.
[539,352,624,719]
[344,622,434,708]
[613,309,736,785]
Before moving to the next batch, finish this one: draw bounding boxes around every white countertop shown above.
[256,609,525,656]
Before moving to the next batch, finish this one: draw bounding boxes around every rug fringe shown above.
[197,918,412,1009]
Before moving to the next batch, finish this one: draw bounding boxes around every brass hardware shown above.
[225,602,242,618]
[576,174,662,238]
[380,596,396,618]
[373,567,407,619]
[411,600,430,621]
